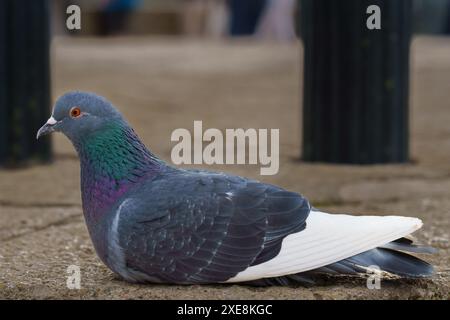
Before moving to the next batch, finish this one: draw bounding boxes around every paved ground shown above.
[0,36,449,299]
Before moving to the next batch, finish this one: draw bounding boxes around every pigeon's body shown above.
[37,91,435,285]
[77,123,312,283]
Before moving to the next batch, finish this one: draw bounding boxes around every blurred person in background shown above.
[256,0,297,42]
[227,0,268,36]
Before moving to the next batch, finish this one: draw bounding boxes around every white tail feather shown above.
[226,210,423,282]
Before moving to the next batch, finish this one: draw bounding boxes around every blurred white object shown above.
[257,0,296,42]
[183,0,228,38]
[205,0,228,38]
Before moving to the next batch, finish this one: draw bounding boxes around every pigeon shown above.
[36,91,435,285]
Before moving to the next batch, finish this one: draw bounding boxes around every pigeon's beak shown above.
[36,116,58,140]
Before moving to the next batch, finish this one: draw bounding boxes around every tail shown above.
[228,210,436,285]
[244,238,435,286]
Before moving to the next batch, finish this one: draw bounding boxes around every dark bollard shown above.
[301,0,411,164]
[0,0,52,167]
[0,0,7,163]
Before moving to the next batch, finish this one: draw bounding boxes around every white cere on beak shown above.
[46,116,57,125]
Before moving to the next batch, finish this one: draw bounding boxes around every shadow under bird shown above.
[36,91,435,285]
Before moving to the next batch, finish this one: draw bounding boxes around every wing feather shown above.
[114,170,310,284]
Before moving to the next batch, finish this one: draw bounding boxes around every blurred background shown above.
[0,0,449,299]
[50,0,450,37]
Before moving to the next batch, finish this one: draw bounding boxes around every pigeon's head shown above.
[36,91,124,142]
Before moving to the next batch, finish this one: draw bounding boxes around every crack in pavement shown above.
[0,213,82,243]
[0,200,80,209]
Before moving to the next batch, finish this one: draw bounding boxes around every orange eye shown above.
[70,107,81,118]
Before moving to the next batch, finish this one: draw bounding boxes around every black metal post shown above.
[301,0,411,164]
[0,0,52,167]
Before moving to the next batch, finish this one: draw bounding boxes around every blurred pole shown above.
[301,0,411,163]
[0,0,52,167]
[0,0,7,163]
